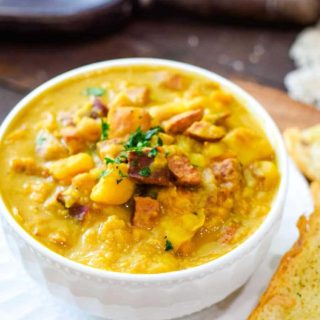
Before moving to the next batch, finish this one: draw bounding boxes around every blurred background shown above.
[1,0,320,121]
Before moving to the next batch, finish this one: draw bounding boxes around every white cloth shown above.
[285,23,320,108]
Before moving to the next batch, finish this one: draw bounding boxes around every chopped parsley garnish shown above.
[149,190,158,199]
[139,167,151,177]
[101,119,109,140]
[148,147,158,158]
[104,157,115,164]
[157,137,163,146]
[145,126,163,140]
[165,239,173,251]
[116,178,123,184]
[105,156,121,165]
[124,126,164,152]
[86,87,105,97]
[100,169,112,178]
[36,135,46,146]
[118,169,128,178]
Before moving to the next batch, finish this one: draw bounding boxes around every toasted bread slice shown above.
[248,181,320,319]
[284,125,320,181]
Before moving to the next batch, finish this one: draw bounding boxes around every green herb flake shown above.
[116,178,123,184]
[157,137,163,146]
[104,157,115,164]
[149,190,158,199]
[36,135,46,146]
[124,126,164,152]
[139,167,151,177]
[118,170,128,178]
[101,119,109,140]
[86,87,105,97]
[148,147,158,158]
[100,169,112,178]
[165,239,173,251]
[145,126,163,140]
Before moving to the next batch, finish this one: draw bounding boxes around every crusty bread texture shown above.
[248,181,320,319]
[284,125,320,181]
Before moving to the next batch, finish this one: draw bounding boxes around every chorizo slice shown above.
[133,196,160,229]
[212,158,243,194]
[185,120,226,142]
[167,153,201,186]
[128,150,171,186]
[162,109,203,134]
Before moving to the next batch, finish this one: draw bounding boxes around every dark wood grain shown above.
[0,16,296,92]
[0,15,304,126]
[234,79,320,131]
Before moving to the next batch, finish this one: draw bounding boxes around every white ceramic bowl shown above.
[0,58,288,320]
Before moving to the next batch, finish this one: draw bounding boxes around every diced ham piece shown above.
[133,196,160,229]
[167,153,201,186]
[162,109,203,134]
[212,158,243,194]
[108,107,151,138]
[128,150,170,186]
[90,98,108,119]
[185,120,226,142]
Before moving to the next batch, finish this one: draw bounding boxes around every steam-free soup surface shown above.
[0,66,279,273]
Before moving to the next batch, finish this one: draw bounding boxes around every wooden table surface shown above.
[0,15,301,123]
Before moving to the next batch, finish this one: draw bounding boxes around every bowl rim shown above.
[0,58,288,282]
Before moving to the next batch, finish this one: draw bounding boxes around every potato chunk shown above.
[160,210,205,250]
[36,129,67,160]
[76,117,101,142]
[10,157,49,177]
[249,161,279,190]
[222,128,274,165]
[49,153,94,180]
[90,164,135,205]
[108,107,151,138]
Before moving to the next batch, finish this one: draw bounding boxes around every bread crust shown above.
[248,182,320,319]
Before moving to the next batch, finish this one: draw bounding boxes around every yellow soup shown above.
[0,66,280,274]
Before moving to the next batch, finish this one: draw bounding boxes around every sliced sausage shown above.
[167,153,201,186]
[185,120,226,142]
[212,158,243,194]
[133,196,160,229]
[162,109,203,134]
[128,150,170,186]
